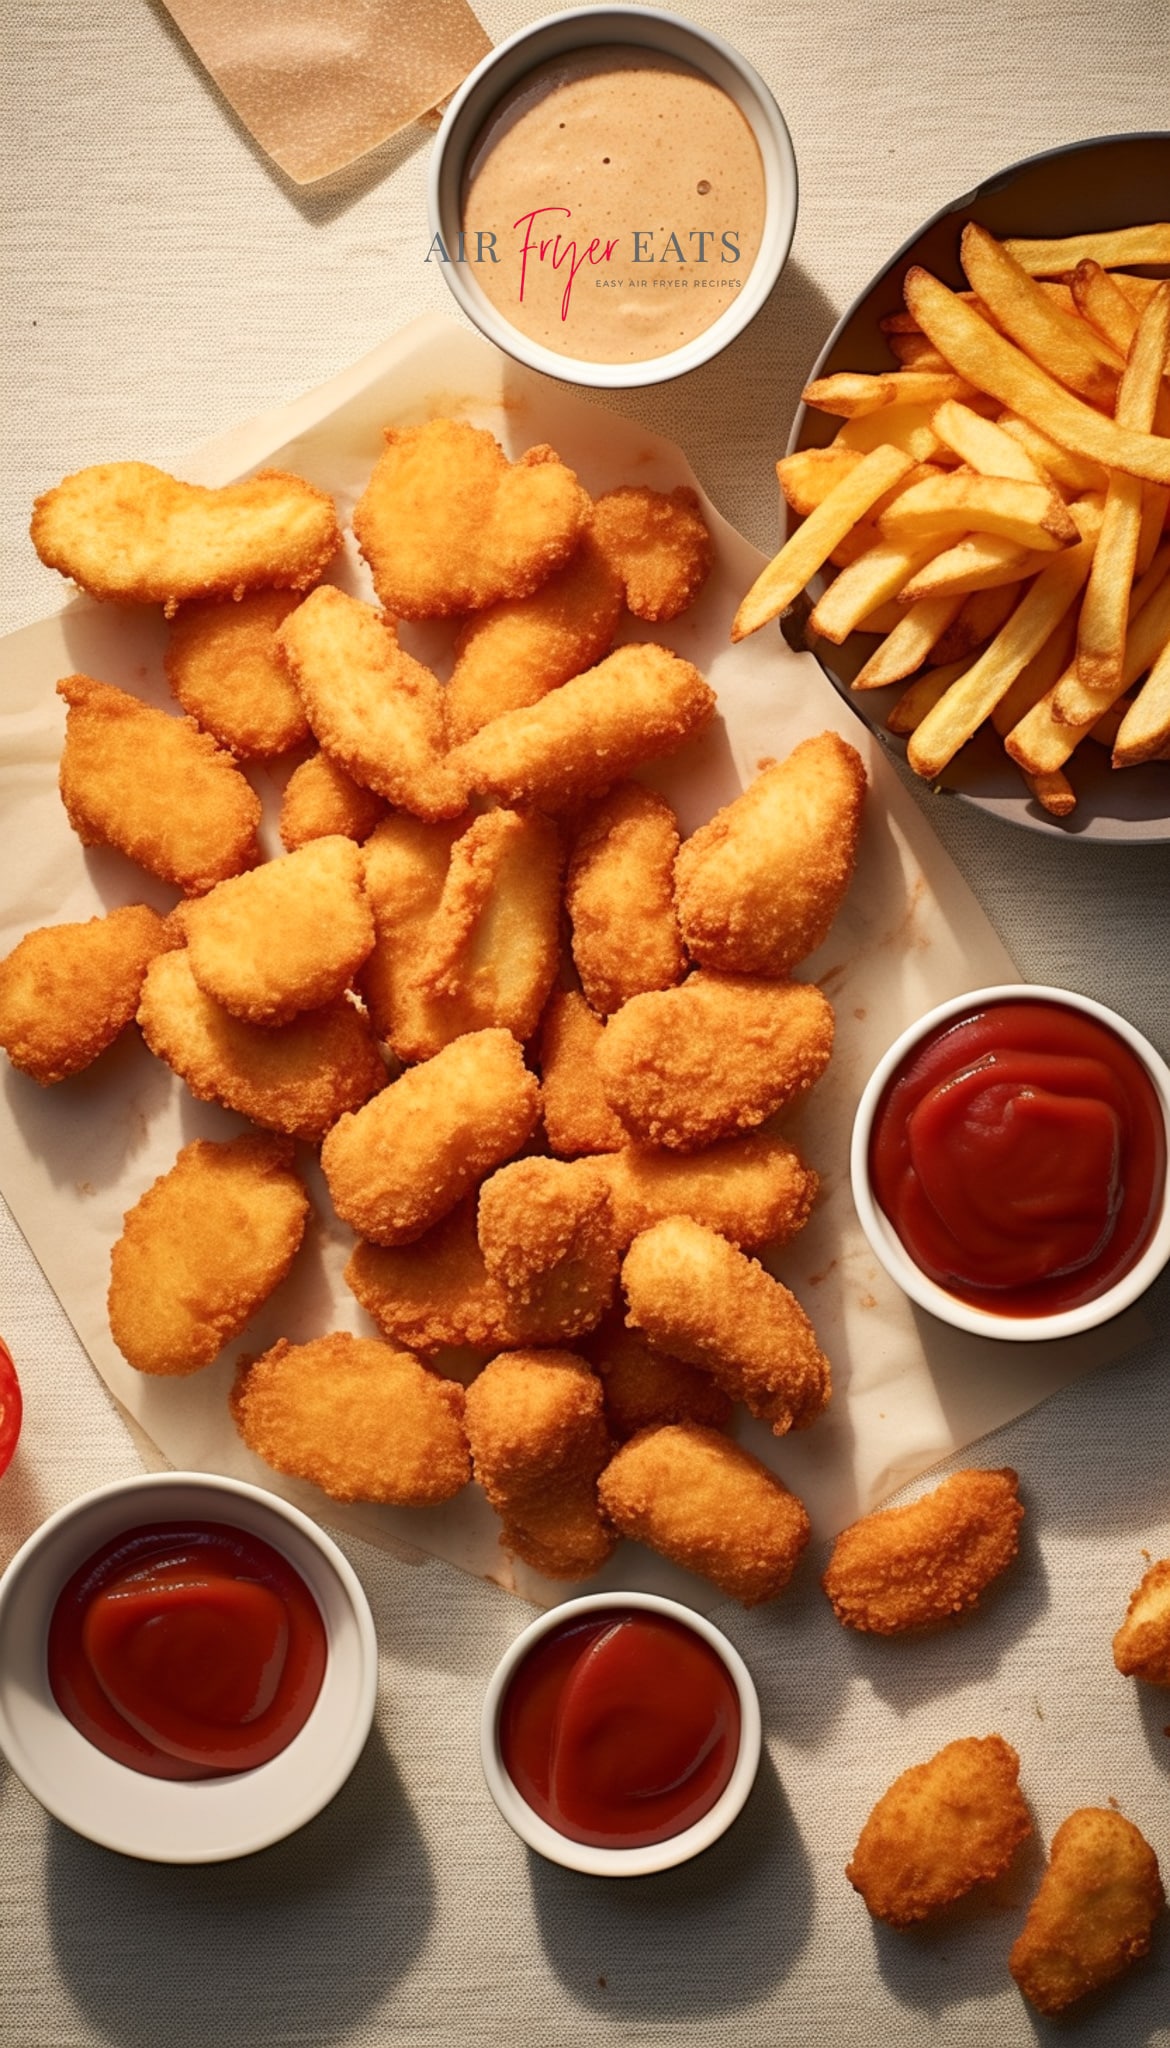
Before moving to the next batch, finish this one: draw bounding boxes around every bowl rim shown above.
[849,982,1170,1341]
[479,1588,762,1876]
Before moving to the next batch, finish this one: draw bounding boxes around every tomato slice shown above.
[0,1339,22,1476]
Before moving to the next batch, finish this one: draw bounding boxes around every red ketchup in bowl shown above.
[47,1522,326,1780]
[869,998,1166,1316]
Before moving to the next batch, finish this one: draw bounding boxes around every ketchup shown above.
[869,999,1166,1316]
[499,1610,741,1849]
[48,1522,326,1780]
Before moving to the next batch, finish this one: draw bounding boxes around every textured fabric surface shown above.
[3,2,1170,2043]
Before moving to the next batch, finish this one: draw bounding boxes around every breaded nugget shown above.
[32,462,340,614]
[346,1199,534,1354]
[451,644,717,811]
[847,1737,1031,1928]
[279,749,387,851]
[823,1468,1024,1635]
[565,782,685,1015]
[1009,1808,1164,2016]
[183,837,375,1026]
[108,1134,309,1376]
[476,1157,618,1339]
[138,948,385,1142]
[597,1422,810,1606]
[320,1028,539,1247]
[537,990,628,1157]
[675,732,867,977]
[165,591,309,756]
[599,1133,818,1252]
[408,808,563,1051]
[275,586,467,820]
[463,1347,614,1580]
[598,974,835,1149]
[57,675,262,895]
[231,1332,470,1506]
[1113,1558,1170,1684]
[584,1314,732,1440]
[445,528,623,743]
[358,812,466,1059]
[590,485,713,621]
[622,1217,831,1435]
[0,904,173,1085]
[353,420,590,619]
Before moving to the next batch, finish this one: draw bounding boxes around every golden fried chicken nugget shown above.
[0,904,173,1085]
[353,420,590,619]
[183,837,375,1026]
[57,675,262,896]
[565,782,686,1015]
[408,808,563,1051]
[598,974,835,1149]
[320,1028,539,1247]
[847,1737,1031,1928]
[675,732,867,977]
[165,591,309,756]
[231,1333,469,1506]
[346,1199,534,1354]
[537,990,628,1157]
[109,1134,309,1376]
[590,485,713,621]
[275,586,467,820]
[451,645,717,812]
[32,462,340,614]
[138,948,385,1142]
[476,1157,618,1339]
[597,1423,810,1606]
[622,1217,831,1435]
[445,528,623,743]
[463,1347,614,1580]
[1113,1558,1170,1684]
[1009,1808,1164,2016]
[584,1314,732,1440]
[599,1133,818,1252]
[358,812,466,1060]
[823,1468,1024,1635]
[279,749,388,852]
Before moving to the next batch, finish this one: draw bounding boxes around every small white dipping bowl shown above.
[0,1472,377,1863]
[851,983,1170,1343]
[480,1590,761,1876]
[427,5,798,388]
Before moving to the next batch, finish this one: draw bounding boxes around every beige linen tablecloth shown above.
[2,4,1169,2044]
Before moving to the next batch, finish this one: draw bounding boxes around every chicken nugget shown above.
[451,645,717,811]
[477,1158,618,1339]
[346,1199,531,1354]
[320,1028,539,1247]
[675,732,867,977]
[275,586,467,820]
[57,675,262,895]
[408,808,563,1050]
[1009,1808,1164,2016]
[32,462,340,614]
[463,1347,614,1580]
[358,812,467,1060]
[537,990,628,1157]
[109,1133,309,1376]
[353,420,590,619]
[597,1423,810,1606]
[590,485,713,621]
[165,591,309,756]
[183,837,375,1026]
[278,749,387,851]
[847,1736,1031,1928]
[823,1468,1024,1635]
[584,1314,732,1440]
[138,948,385,1142]
[231,1333,469,1506]
[1113,1558,1170,1684]
[622,1217,831,1435]
[599,1133,818,1251]
[445,528,623,743]
[0,904,174,1085]
[565,782,685,1015]
[598,974,835,1149]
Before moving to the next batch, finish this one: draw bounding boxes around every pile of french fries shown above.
[734,223,1170,817]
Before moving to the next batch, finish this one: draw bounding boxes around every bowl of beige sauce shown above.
[427,6,798,387]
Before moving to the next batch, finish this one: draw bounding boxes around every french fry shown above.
[877,473,1076,551]
[1023,767,1077,817]
[1087,697,1133,748]
[1137,486,1170,577]
[995,414,1106,495]
[898,532,1047,601]
[1113,636,1170,766]
[888,334,951,371]
[732,443,914,640]
[808,539,939,644]
[777,445,863,514]
[1070,260,1138,358]
[886,658,975,733]
[1003,225,1170,276]
[931,581,1022,666]
[801,370,974,417]
[1006,572,1170,772]
[879,281,1081,334]
[852,593,964,689]
[960,223,1124,405]
[930,399,1048,482]
[856,599,906,633]
[990,612,1078,734]
[833,405,949,464]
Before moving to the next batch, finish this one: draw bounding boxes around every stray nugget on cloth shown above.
[407,808,563,1052]
[584,1314,732,1440]
[320,1027,539,1247]
[1009,1808,1164,2016]
[231,1333,469,1506]
[590,485,713,621]
[598,973,835,1149]
[847,1736,1032,1928]
[0,904,174,1085]
[823,1468,1024,1635]
[597,1422,810,1606]
[275,585,467,820]
[1113,1558,1170,1684]
[445,528,624,743]
[164,591,309,756]
[279,749,388,851]
[353,419,590,619]
[622,1217,831,1435]
[182,836,375,1026]
[599,1132,818,1252]
[565,782,686,1015]
[138,948,385,1142]
[108,1133,309,1376]
[32,462,340,614]
[463,1347,614,1580]
[57,675,262,895]
[476,1157,619,1340]
[675,731,867,977]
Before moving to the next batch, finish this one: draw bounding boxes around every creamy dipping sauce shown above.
[460,47,766,364]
